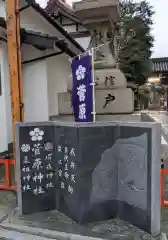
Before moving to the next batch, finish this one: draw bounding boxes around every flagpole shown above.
[91,47,96,122]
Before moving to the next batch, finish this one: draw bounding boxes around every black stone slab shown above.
[55,125,118,223]
[55,126,81,221]
[18,125,56,214]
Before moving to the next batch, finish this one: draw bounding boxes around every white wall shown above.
[0,0,60,37]
[22,45,49,122]
[0,0,5,19]
[64,25,77,33]
[1,44,12,144]
[75,37,90,50]
[0,0,81,55]
[64,25,91,50]
[0,45,8,152]
[47,54,70,116]
[19,3,81,55]
[64,25,86,33]
[22,47,71,121]
[20,7,60,36]
[0,0,82,150]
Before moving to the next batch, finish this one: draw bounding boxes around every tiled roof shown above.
[45,0,81,24]
[3,0,85,56]
[25,0,84,53]
[0,17,70,54]
[152,58,168,73]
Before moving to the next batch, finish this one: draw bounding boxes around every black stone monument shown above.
[15,121,160,235]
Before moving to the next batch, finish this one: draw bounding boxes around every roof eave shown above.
[3,0,85,56]
[0,17,76,56]
[25,0,85,54]
[45,0,82,24]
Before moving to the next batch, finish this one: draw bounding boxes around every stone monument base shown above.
[67,68,127,90]
[58,88,134,115]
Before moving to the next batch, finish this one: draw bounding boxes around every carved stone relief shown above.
[90,133,148,210]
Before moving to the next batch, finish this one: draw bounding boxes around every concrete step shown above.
[0,223,104,240]
[0,228,54,240]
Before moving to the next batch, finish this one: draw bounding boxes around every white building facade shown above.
[0,0,84,153]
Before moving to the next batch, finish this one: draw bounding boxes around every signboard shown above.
[18,125,56,214]
[71,53,94,122]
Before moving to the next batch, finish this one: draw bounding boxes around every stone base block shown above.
[58,91,72,115]
[95,88,134,113]
[58,88,134,115]
[67,68,127,91]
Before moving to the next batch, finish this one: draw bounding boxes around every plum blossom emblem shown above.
[21,144,30,152]
[29,128,44,141]
[76,65,86,80]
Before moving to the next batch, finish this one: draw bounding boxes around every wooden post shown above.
[6,0,24,146]
[16,0,24,121]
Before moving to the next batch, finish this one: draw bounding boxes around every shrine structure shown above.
[57,0,134,120]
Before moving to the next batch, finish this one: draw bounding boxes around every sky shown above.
[37,0,168,58]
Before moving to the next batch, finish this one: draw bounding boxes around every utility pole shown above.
[6,0,24,146]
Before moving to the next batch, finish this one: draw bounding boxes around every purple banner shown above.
[71,54,93,122]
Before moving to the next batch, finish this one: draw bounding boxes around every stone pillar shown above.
[73,0,119,69]
[57,0,134,119]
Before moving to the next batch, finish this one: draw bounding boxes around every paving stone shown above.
[0,228,56,240]
[0,191,16,224]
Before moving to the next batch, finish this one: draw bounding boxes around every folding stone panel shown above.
[116,122,160,234]
[77,123,118,223]
[119,123,161,234]
[15,121,161,235]
[54,122,118,223]
[54,121,160,234]
[54,123,80,221]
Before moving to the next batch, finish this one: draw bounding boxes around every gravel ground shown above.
[0,190,163,240]
[0,191,16,224]
[1,207,161,240]
[0,191,16,207]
